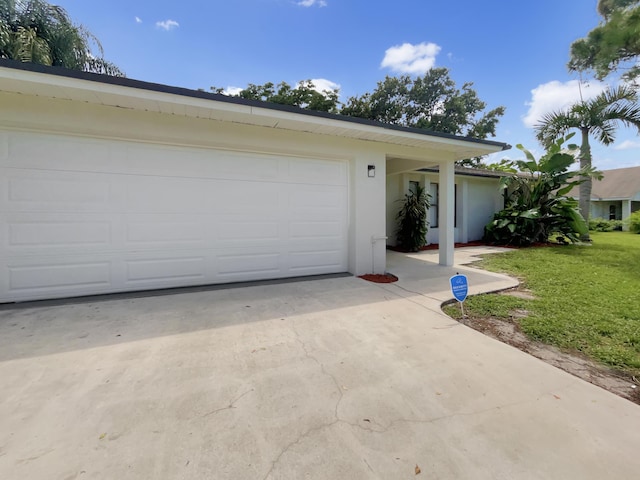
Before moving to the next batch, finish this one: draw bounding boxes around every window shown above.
[409,180,420,194]
[429,183,439,227]
[428,183,457,228]
[609,205,617,220]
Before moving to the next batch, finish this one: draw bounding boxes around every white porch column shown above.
[439,161,455,266]
[622,200,632,231]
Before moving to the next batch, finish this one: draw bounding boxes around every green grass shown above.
[444,232,640,374]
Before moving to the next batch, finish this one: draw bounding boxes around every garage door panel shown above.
[124,214,209,246]
[123,178,284,215]
[124,256,207,284]
[3,213,114,254]
[4,172,113,212]
[124,144,283,182]
[205,182,281,214]
[216,253,281,277]
[290,186,344,210]
[9,220,111,248]
[1,132,349,302]
[289,237,344,252]
[289,250,343,271]
[3,133,110,171]
[125,177,210,214]
[289,158,347,185]
[125,219,206,247]
[7,259,112,294]
[216,221,280,242]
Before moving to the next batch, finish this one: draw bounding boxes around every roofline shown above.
[590,197,635,201]
[596,166,640,173]
[0,59,511,151]
[419,166,510,178]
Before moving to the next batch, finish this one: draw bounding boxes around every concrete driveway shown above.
[1,251,639,479]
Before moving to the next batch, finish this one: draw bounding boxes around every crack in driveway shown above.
[202,388,254,417]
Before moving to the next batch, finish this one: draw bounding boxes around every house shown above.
[574,166,640,225]
[386,166,508,246]
[0,59,509,303]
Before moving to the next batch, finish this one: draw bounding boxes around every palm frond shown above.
[534,110,580,147]
[1,0,122,75]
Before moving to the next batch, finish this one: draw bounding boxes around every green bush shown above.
[628,211,640,234]
[589,217,623,232]
[396,185,431,252]
[483,135,593,246]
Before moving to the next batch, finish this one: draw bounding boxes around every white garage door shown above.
[0,131,348,302]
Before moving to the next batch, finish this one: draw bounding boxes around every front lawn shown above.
[444,232,640,375]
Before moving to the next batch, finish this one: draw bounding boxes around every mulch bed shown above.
[387,241,562,253]
[387,241,493,253]
[358,273,399,283]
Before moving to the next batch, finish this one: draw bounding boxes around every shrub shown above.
[484,135,596,246]
[396,185,431,252]
[589,217,624,232]
[629,211,640,234]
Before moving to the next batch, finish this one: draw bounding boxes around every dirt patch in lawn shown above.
[453,289,640,406]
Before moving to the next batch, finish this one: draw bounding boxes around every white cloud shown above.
[614,139,640,150]
[305,78,340,93]
[381,42,441,75]
[222,86,243,96]
[156,19,179,31]
[297,0,327,6]
[135,16,142,24]
[522,80,607,128]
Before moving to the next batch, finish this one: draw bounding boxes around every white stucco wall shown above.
[386,171,503,246]
[385,174,403,246]
[465,178,505,240]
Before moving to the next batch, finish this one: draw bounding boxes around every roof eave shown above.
[0,59,510,159]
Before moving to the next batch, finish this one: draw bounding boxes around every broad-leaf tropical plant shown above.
[534,85,640,240]
[484,135,599,246]
[0,0,123,76]
[396,184,431,252]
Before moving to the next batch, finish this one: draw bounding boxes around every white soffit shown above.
[0,65,509,159]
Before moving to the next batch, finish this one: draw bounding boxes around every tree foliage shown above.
[340,68,505,140]
[396,184,431,252]
[569,0,640,82]
[484,136,597,247]
[0,0,123,76]
[211,68,505,166]
[628,210,640,233]
[534,85,640,238]
[211,80,340,113]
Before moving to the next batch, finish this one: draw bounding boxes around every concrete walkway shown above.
[1,249,639,479]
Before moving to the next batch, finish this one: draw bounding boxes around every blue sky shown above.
[54,0,640,169]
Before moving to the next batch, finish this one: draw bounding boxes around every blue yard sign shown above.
[450,274,468,303]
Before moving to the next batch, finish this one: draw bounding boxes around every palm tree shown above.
[535,85,640,240]
[0,0,123,76]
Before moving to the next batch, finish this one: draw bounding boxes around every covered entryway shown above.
[0,131,348,302]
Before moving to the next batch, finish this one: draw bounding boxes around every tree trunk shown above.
[579,127,592,242]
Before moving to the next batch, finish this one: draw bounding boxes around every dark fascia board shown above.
[0,59,511,151]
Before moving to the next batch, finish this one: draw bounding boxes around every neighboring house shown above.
[570,166,640,226]
[386,166,507,246]
[0,59,508,303]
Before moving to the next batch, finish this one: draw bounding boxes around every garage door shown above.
[0,131,348,302]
